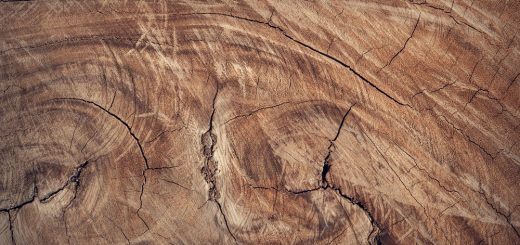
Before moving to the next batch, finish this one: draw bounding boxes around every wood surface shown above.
[1,0,520,244]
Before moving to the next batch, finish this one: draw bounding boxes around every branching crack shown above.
[407,0,484,34]
[51,97,149,168]
[49,97,151,234]
[249,183,383,244]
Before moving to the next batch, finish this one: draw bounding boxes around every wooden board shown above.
[1,0,519,244]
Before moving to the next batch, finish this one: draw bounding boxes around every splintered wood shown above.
[1,1,519,244]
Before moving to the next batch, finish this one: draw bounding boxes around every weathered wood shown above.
[1,0,519,244]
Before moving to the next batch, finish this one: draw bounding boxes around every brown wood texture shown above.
[1,0,520,244]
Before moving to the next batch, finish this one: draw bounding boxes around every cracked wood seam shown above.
[1,0,520,244]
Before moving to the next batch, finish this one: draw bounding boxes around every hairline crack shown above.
[181,12,411,108]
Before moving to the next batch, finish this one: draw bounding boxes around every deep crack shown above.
[67,162,89,205]
[7,211,15,245]
[315,103,383,244]
[216,201,238,242]
[201,80,220,201]
[321,103,356,188]
[41,161,90,203]
[0,183,38,213]
[199,80,237,243]
[1,161,92,244]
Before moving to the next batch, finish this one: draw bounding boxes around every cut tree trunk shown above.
[1,1,520,244]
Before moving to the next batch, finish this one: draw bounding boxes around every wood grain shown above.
[1,0,519,244]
